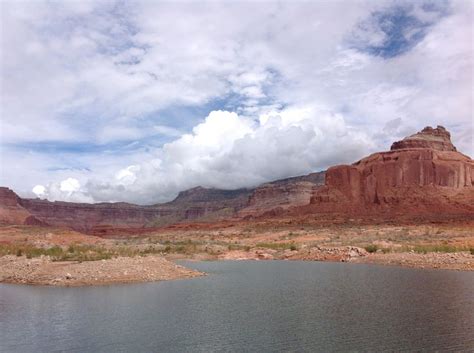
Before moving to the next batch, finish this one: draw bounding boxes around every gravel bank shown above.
[355,251,473,271]
[0,255,204,286]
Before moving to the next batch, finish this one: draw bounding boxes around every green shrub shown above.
[256,242,276,249]
[227,244,250,251]
[364,244,378,253]
[413,244,465,254]
[256,242,296,250]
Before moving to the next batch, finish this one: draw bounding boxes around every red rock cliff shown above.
[390,125,457,152]
[310,126,474,214]
[0,188,44,225]
[239,172,325,217]
[0,184,254,234]
[14,187,252,234]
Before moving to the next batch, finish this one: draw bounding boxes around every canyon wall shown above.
[0,187,32,225]
[6,187,253,233]
[309,126,474,214]
[0,171,325,233]
[239,172,325,217]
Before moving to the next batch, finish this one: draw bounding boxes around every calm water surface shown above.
[0,261,473,352]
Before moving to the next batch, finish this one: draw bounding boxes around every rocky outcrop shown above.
[239,172,325,217]
[0,187,35,225]
[309,126,474,214]
[170,187,252,221]
[172,186,251,205]
[390,125,457,152]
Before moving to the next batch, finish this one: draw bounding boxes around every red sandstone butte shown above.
[390,125,457,151]
[309,126,474,215]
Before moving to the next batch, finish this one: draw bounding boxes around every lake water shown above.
[0,261,473,352]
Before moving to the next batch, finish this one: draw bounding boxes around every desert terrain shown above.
[0,126,473,286]
[0,215,472,286]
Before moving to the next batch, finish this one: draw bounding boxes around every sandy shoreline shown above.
[1,250,472,287]
[0,255,204,286]
[353,251,474,271]
[0,222,472,286]
[215,246,473,271]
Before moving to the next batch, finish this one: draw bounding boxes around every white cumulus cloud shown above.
[1,0,471,203]
[34,107,372,204]
[32,185,46,198]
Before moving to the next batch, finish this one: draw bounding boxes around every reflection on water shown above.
[1,261,473,352]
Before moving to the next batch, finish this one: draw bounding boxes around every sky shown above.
[0,0,472,204]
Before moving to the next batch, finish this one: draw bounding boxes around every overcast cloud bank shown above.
[0,0,472,204]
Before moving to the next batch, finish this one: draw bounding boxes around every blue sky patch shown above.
[350,2,448,58]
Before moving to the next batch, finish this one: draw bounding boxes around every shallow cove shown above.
[1,261,473,352]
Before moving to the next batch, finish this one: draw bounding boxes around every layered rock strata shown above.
[309,126,473,214]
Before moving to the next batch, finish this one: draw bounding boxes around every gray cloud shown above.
[0,0,471,203]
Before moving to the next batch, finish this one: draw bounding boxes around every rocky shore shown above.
[0,220,472,287]
[0,248,472,288]
[217,246,473,271]
[355,251,474,271]
[0,255,203,286]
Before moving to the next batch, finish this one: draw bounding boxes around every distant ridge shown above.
[1,125,473,234]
